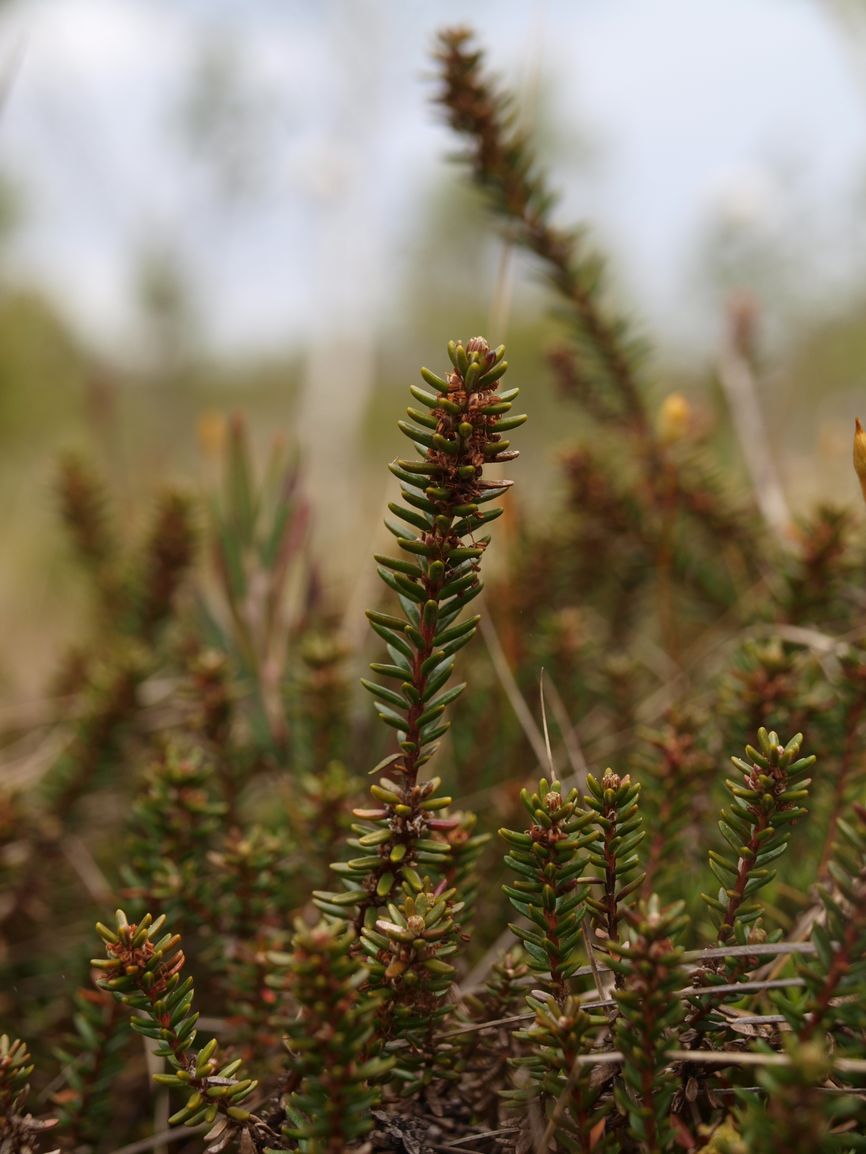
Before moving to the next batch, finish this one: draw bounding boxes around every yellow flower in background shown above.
[658,392,691,444]
[197,409,228,460]
[854,418,866,505]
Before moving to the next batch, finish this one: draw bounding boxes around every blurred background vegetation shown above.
[4,0,866,699]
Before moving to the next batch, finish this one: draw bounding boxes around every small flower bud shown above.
[658,392,691,444]
[197,409,228,459]
[854,418,866,505]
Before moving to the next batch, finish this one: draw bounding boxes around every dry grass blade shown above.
[538,668,557,782]
[681,941,817,962]
[437,1127,521,1149]
[679,977,804,998]
[717,317,791,542]
[480,614,548,766]
[542,668,588,782]
[564,1049,866,1073]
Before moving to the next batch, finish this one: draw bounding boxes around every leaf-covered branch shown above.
[316,336,524,931]
[267,920,391,1150]
[608,899,689,1154]
[0,1034,58,1154]
[434,28,648,435]
[500,778,593,1002]
[92,910,273,1153]
[701,729,812,948]
[584,769,645,959]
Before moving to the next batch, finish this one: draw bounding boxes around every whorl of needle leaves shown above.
[316,337,525,929]
[791,802,866,1043]
[702,728,813,945]
[609,899,689,1154]
[92,910,271,1154]
[57,452,115,573]
[360,883,463,1091]
[0,1033,58,1154]
[499,779,594,1000]
[267,920,392,1146]
[366,336,524,783]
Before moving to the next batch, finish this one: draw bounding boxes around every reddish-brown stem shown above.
[400,549,448,790]
[643,792,675,898]
[685,815,771,1034]
[351,540,460,932]
[603,832,619,950]
[557,1035,601,1154]
[717,810,770,947]
[60,992,125,1146]
[543,907,568,1006]
[640,1059,660,1154]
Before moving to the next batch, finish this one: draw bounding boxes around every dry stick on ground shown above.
[454,942,819,1034]
[104,1126,207,1154]
[560,1049,866,1073]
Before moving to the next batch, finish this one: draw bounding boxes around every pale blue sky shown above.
[0,0,864,356]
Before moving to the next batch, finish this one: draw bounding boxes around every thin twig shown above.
[435,1146,497,1154]
[679,977,803,998]
[718,1013,787,1026]
[681,941,817,963]
[564,1048,866,1073]
[103,1126,206,1154]
[670,1050,866,1073]
[442,1011,533,1039]
[709,1085,866,1097]
[437,1126,520,1149]
[450,971,809,1033]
